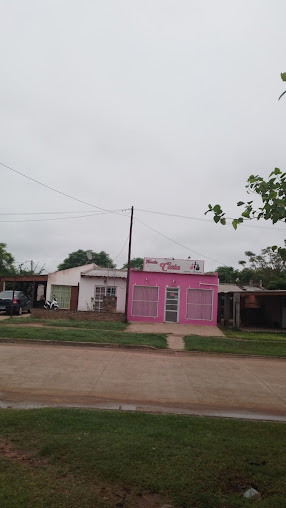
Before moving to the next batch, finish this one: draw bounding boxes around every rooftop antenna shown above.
[86,250,93,261]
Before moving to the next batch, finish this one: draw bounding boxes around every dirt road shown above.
[0,343,286,421]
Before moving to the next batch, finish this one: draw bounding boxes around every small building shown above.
[47,264,98,311]
[218,283,286,329]
[46,264,126,314]
[78,268,127,313]
[127,257,218,326]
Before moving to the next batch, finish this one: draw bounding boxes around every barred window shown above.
[94,286,116,312]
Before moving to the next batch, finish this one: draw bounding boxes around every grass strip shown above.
[2,317,127,331]
[0,325,166,348]
[224,328,286,342]
[184,335,286,357]
[0,408,286,507]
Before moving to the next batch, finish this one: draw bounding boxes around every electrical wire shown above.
[0,209,126,216]
[136,208,286,231]
[112,235,129,263]
[1,161,130,215]
[0,211,121,223]
[135,216,224,265]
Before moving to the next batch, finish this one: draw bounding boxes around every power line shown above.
[1,161,130,215]
[135,216,224,265]
[136,208,286,232]
[0,211,124,223]
[0,209,125,216]
[112,235,129,263]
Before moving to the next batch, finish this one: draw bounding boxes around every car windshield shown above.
[0,291,20,298]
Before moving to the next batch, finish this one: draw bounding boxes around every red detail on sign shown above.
[160,262,180,272]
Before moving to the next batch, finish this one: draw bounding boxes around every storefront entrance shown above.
[165,288,179,322]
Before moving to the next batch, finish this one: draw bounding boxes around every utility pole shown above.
[31,260,34,274]
[124,206,134,322]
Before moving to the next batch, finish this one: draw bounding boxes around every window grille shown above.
[94,286,116,312]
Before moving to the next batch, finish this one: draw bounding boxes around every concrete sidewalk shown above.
[126,322,225,337]
[0,343,286,421]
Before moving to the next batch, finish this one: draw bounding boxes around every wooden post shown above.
[10,280,15,318]
[233,293,240,329]
[224,294,231,326]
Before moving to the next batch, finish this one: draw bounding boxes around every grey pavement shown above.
[126,321,225,337]
[0,343,286,421]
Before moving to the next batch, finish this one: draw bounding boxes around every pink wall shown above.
[127,270,218,326]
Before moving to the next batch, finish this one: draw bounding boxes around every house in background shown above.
[78,268,127,313]
[47,264,98,311]
[127,257,218,326]
[46,264,126,314]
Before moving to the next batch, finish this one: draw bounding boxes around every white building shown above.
[78,268,127,312]
[47,264,126,313]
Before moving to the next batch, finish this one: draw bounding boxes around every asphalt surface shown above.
[0,343,286,421]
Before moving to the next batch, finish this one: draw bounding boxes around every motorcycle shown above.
[44,296,59,310]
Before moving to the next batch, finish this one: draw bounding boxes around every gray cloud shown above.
[1,0,285,273]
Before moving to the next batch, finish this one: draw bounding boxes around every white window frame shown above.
[94,285,116,312]
[164,286,180,323]
[186,288,213,321]
[131,285,159,318]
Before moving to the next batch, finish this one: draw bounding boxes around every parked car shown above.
[0,290,31,315]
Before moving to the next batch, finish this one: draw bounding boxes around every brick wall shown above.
[31,308,125,322]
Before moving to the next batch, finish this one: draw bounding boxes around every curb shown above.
[0,338,286,359]
[0,338,158,350]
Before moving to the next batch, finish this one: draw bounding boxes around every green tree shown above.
[57,250,115,271]
[205,73,286,260]
[216,266,239,283]
[279,72,286,100]
[0,243,16,276]
[122,257,144,270]
[217,243,286,290]
[238,243,286,289]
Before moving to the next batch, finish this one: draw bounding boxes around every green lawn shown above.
[225,328,286,342]
[184,332,286,357]
[0,325,166,348]
[0,409,285,507]
[2,317,127,331]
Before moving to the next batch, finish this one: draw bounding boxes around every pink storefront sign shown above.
[127,268,218,326]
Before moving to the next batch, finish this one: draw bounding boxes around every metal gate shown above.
[164,288,179,322]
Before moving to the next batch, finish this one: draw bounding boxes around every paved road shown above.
[0,343,286,420]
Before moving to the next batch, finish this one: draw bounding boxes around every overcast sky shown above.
[1,0,285,274]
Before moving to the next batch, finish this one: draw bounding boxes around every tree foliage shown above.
[206,168,286,259]
[217,242,286,289]
[279,71,286,100]
[206,73,286,259]
[0,243,16,276]
[57,250,115,271]
[122,257,144,270]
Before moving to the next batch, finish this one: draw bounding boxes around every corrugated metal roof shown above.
[81,269,127,279]
[218,283,266,293]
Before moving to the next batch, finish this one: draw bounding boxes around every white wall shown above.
[78,275,126,313]
[47,264,97,301]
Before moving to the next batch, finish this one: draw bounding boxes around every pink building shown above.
[127,257,218,326]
